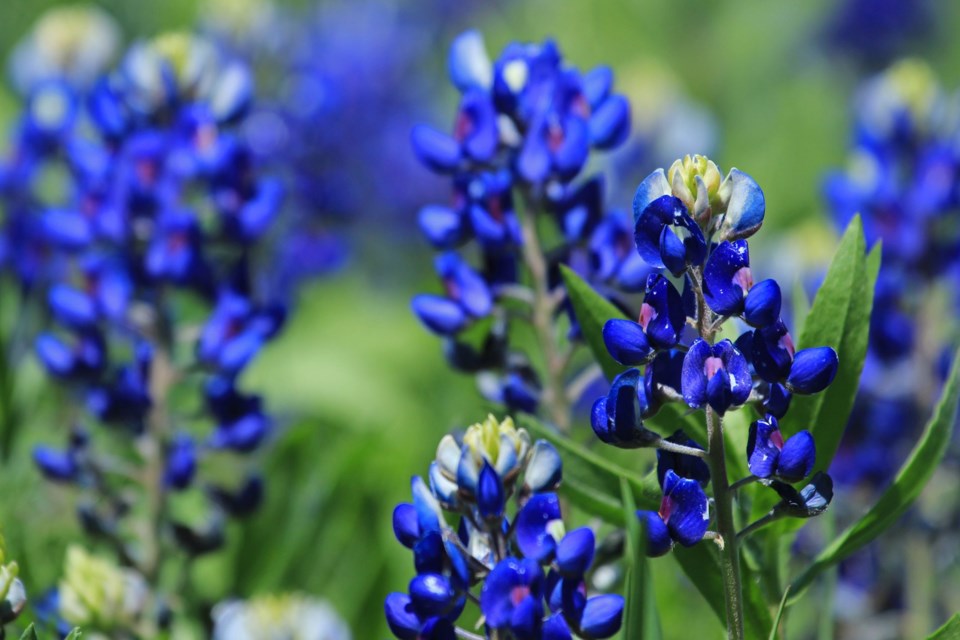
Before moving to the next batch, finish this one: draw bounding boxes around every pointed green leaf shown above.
[621,478,661,640]
[20,625,39,640]
[768,586,791,640]
[64,631,83,640]
[521,415,660,521]
[789,348,960,599]
[560,265,629,381]
[927,613,960,640]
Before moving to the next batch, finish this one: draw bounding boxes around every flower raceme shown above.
[590,155,838,559]
[385,415,624,640]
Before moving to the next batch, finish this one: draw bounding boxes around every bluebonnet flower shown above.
[411,31,636,430]
[386,415,623,639]
[0,26,316,634]
[588,155,838,581]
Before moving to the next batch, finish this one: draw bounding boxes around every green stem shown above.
[518,197,570,432]
[706,406,745,640]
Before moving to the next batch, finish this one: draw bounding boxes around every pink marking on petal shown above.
[443,278,460,300]
[733,266,754,292]
[638,303,656,331]
[770,429,784,451]
[704,356,724,380]
[511,585,531,606]
[454,111,473,142]
[658,495,674,523]
[779,332,796,358]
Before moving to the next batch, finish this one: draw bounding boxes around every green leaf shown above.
[789,348,960,599]
[768,586,791,640]
[781,218,877,478]
[560,265,628,381]
[791,275,810,339]
[621,478,661,640]
[20,625,39,640]
[927,613,960,640]
[65,631,83,640]
[521,415,660,521]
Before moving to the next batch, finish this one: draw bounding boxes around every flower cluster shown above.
[211,592,352,640]
[591,155,839,555]
[385,415,623,639]
[410,31,644,425]
[0,27,295,630]
[824,60,960,485]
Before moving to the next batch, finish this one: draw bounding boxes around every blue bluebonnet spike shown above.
[48,284,98,329]
[656,429,710,488]
[681,339,752,413]
[412,295,468,335]
[410,574,459,618]
[393,504,420,549]
[763,382,793,418]
[786,346,839,394]
[744,320,796,383]
[589,94,630,149]
[718,168,765,240]
[743,278,782,327]
[703,240,752,317]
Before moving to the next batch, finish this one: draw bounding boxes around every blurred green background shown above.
[1,0,959,638]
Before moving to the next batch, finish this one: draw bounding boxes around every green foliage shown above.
[621,478,661,640]
[788,348,960,599]
[560,265,628,381]
[927,613,960,640]
[19,625,38,640]
[768,586,790,640]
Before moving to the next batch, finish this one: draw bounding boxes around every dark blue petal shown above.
[634,194,680,268]
[409,574,457,619]
[659,225,688,276]
[48,285,97,329]
[602,369,660,448]
[589,95,630,149]
[556,527,595,577]
[414,531,445,575]
[703,240,750,316]
[661,470,709,547]
[636,510,672,557]
[749,321,796,383]
[477,461,505,519]
[412,295,468,336]
[164,434,197,490]
[509,592,543,639]
[632,170,671,226]
[582,66,613,108]
[543,612,573,640]
[778,430,815,482]
[554,116,590,180]
[481,557,543,628]
[681,339,711,409]
[641,274,686,349]
[705,368,733,414]
[33,446,78,482]
[746,417,781,479]
[384,593,419,640]
[411,125,461,172]
[578,594,624,639]
[515,493,562,562]
[763,383,792,418]
[786,347,839,394]
[716,339,753,406]
[743,279,782,327]
[392,503,420,549]
[602,319,651,366]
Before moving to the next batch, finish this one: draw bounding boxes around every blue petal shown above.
[384,593,420,640]
[411,125,461,172]
[582,66,613,108]
[392,503,420,548]
[33,446,78,482]
[786,347,839,394]
[481,557,543,628]
[716,339,753,406]
[429,462,459,508]
[703,240,750,317]
[589,95,630,149]
[412,295,468,336]
[509,592,543,638]
[681,339,711,409]
[602,319,651,366]
[661,470,709,547]
[448,30,492,92]
[720,168,765,240]
[554,116,590,180]
[412,476,442,534]
[35,334,75,378]
[746,417,781,479]
[477,461,505,519]
[659,225,688,276]
[409,574,457,619]
[778,430,815,482]
[641,274,685,349]
[556,527,595,577]
[636,511,672,557]
[48,285,97,329]
[605,369,660,447]
[743,279,782,328]
[632,169,672,225]
[749,321,796,383]
[578,594,624,639]
[656,429,710,488]
[706,368,733,414]
[543,612,573,640]
[633,195,680,269]
[524,440,563,493]
[419,205,465,249]
[763,383,792,418]
[515,493,562,562]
